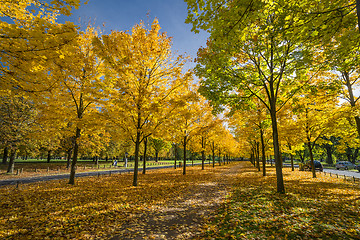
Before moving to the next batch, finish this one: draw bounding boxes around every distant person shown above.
[113,160,117,167]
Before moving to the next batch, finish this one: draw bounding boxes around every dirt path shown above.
[109,163,244,240]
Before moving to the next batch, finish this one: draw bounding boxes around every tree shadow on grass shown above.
[202,165,360,240]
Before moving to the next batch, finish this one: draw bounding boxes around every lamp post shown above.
[124,152,128,168]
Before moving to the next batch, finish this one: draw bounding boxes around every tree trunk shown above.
[95,156,99,165]
[270,101,285,193]
[201,150,205,170]
[260,128,266,176]
[69,127,81,185]
[343,71,360,137]
[2,146,8,164]
[47,150,51,163]
[297,151,305,163]
[325,144,333,164]
[133,130,141,186]
[173,143,177,169]
[256,142,260,171]
[143,137,147,174]
[307,141,316,178]
[353,149,359,164]
[155,151,158,162]
[218,149,222,166]
[212,142,215,168]
[7,149,15,174]
[290,154,294,171]
[288,144,294,171]
[201,136,205,170]
[183,135,187,175]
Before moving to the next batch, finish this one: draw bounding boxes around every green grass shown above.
[199,163,360,239]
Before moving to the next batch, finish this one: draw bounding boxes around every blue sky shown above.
[59,0,209,69]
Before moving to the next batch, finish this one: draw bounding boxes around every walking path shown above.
[0,165,176,186]
[109,163,243,240]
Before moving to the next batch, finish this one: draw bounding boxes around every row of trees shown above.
[0,1,240,186]
[185,0,360,193]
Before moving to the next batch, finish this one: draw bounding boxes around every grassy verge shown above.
[199,164,360,239]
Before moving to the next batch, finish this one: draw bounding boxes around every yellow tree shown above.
[36,25,106,184]
[94,19,191,186]
[220,129,239,164]
[0,93,37,173]
[228,99,271,176]
[293,78,339,178]
[278,103,304,171]
[185,97,220,170]
[1,0,81,168]
[0,0,81,93]
[172,87,216,174]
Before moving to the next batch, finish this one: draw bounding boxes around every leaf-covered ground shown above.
[198,163,360,240]
[0,163,234,239]
[1,162,359,239]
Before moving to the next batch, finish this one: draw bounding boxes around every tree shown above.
[184,0,317,193]
[36,25,106,185]
[184,101,220,170]
[0,0,81,93]
[172,88,215,174]
[292,77,339,178]
[0,93,37,173]
[94,19,191,186]
[278,103,304,171]
[149,137,169,162]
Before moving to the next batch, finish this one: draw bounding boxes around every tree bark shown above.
[7,149,15,174]
[2,146,8,164]
[155,151,159,162]
[343,71,360,137]
[307,141,316,178]
[47,150,51,163]
[69,127,81,185]
[270,100,285,193]
[353,149,359,164]
[256,142,260,171]
[260,128,266,176]
[183,135,187,175]
[142,137,147,174]
[201,136,205,170]
[201,150,205,170]
[218,148,222,166]
[325,145,333,164]
[212,141,215,168]
[287,144,294,171]
[173,143,177,169]
[133,129,141,186]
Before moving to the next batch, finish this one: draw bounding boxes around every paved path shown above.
[0,165,172,186]
[283,163,360,179]
[0,163,210,187]
[323,168,360,178]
